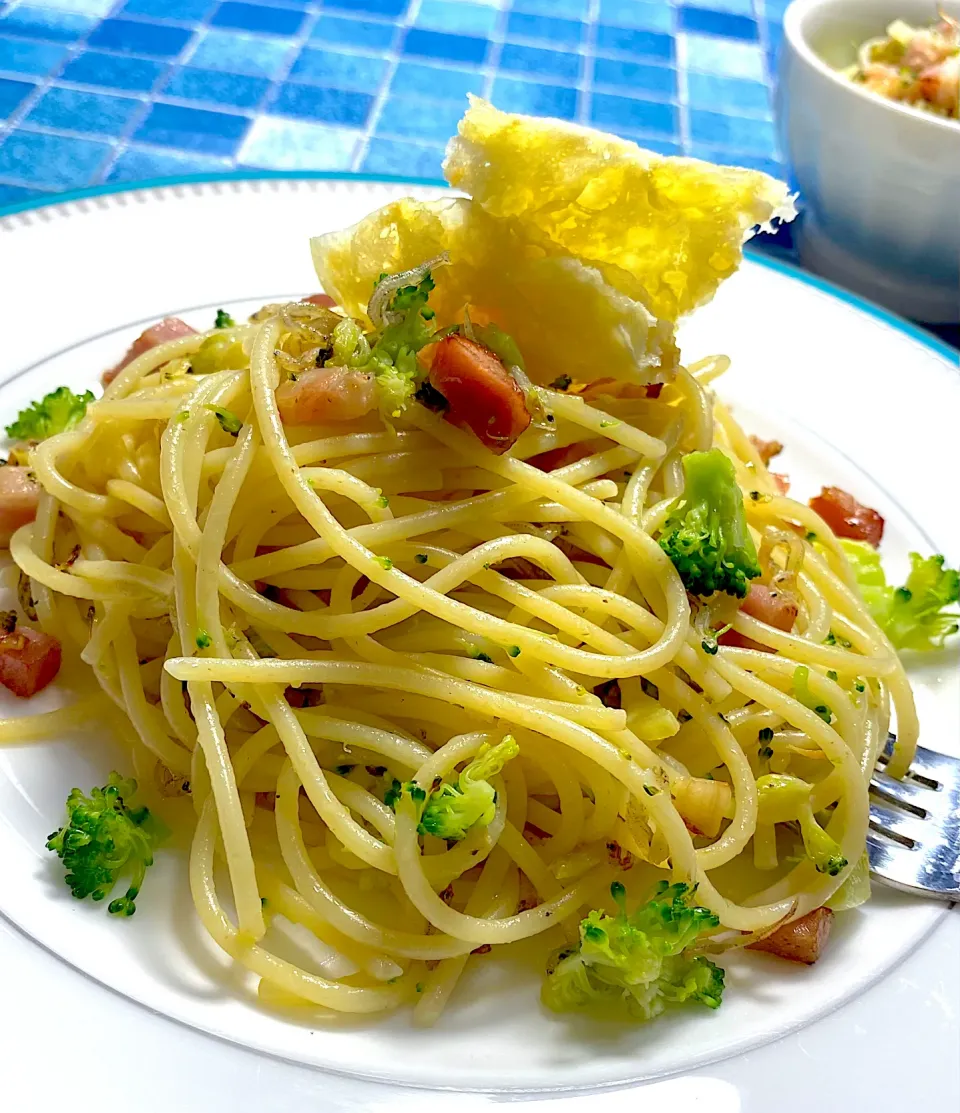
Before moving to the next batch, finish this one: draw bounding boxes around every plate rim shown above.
[0,170,956,367]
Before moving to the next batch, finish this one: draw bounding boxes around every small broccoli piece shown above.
[353,269,440,420]
[206,405,242,435]
[841,540,959,651]
[372,362,419,420]
[6,386,94,441]
[214,308,235,329]
[367,282,435,417]
[387,271,435,315]
[887,555,960,649]
[793,665,832,723]
[411,735,519,840]
[659,449,761,598]
[383,779,402,809]
[46,772,167,916]
[542,880,724,1021]
[756,773,847,876]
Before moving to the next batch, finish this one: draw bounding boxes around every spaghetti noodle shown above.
[0,305,917,1022]
[0,102,922,1027]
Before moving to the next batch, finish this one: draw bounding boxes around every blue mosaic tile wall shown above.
[0,0,794,208]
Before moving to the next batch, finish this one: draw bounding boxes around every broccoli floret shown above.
[396,735,519,840]
[6,386,94,441]
[419,734,519,839]
[386,271,436,316]
[337,270,441,420]
[888,555,960,649]
[659,449,761,598]
[367,272,439,419]
[756,773,847,876]
[793,665,832,723]
[542,880,724,1021]
[46,772,168,916]
[214,308,235,328]
[372,361,419,420]
[841,540,959,651]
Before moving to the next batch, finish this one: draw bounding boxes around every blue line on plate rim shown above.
[0,169,956,364]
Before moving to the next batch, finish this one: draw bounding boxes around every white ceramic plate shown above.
[0,178,957,1112]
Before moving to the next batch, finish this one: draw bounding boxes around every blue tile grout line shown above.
[577,0,599,127]
[481,0,508,104]
[353,0,424,171]
[0,0,789,203]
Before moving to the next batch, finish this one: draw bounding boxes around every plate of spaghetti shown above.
[0,100,957,1100]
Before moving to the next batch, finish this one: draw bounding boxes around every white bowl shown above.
[778,0,959,323]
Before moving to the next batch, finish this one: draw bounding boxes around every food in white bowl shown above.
[779,0,960,322]
[842,12,958,118]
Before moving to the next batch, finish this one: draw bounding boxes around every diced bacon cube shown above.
[103,317,197,385]
[747,907,834,964]
[0,626,62,698]
[0,465,40,547]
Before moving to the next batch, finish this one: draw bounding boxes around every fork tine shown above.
[868,800,927,845]
[866,829,905,864]
[870,769,930,811]
[878,735,952,783]
[866,830,920,892]
[908,744,958,780]
[867,826,960,899]
[868,735,960,900]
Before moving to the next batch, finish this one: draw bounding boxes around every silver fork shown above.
[867,734,960,900]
